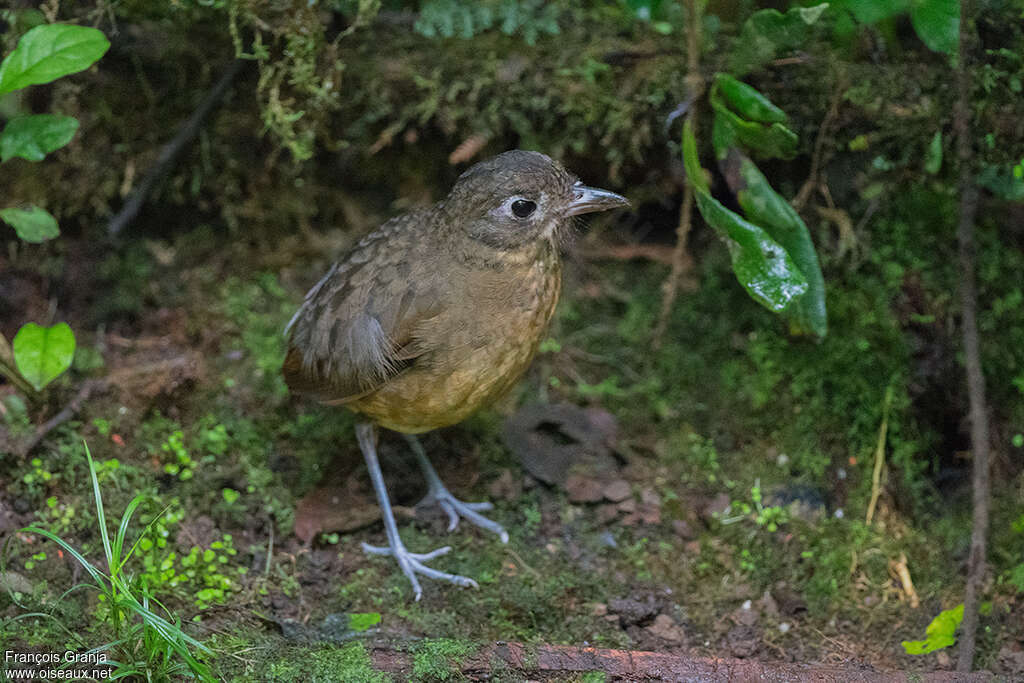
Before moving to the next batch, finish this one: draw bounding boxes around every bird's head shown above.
[442,150,629,251]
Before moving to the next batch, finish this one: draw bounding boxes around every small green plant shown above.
[3,443,213,680]
[902,604,964,655]
[160,429,197,480]
[0,23,109,395]
[720,480,790,533]
[414,0,560,45]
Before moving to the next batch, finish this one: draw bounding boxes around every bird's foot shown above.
[418,487,510,543]
[361,541,477,601]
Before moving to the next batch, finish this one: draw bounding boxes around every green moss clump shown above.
[412,638,475,682]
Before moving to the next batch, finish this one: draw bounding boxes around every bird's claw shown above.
[419,490,509,543]
[361,541,478,601]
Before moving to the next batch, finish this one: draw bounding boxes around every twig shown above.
[955,0,989,672]
[792,84,842,211]
[15,379,107,457]
[653,0,702,348]
[264,517,274,577]
[107,58,248,238]
[865,385,893,525]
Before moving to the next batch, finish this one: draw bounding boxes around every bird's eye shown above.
[511,199,536,218]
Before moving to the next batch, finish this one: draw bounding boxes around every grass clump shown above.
[1,443,213,680]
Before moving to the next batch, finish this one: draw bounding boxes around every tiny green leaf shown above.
[1,205,59,242]
[924,131,943,174]
[12,322,76,391]
[901,604,963,655]
[348,612,382,632]
[1,114,79,162]
[0,24,110,96]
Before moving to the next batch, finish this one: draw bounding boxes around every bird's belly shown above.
[351,271,560,433]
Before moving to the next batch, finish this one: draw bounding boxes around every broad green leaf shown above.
[695,190,808,313]
[733,156,827,337]
[0,114,79,162]
[924,131,943,174]
[710,83,798,160]
[728,4,829,75]
[709,79,798,158]
[910,0,959,56]
[714,74,788,124]
[834,0,909,25]
[0,205,59,242]
[0,24,110,96]
[902,604,963,655]
[12,322,76,391]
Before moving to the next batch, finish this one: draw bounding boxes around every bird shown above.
[282,150,628,599]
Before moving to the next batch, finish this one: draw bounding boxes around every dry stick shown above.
[865,385,893,525]
[16,379,107,457]
[653,0,702,347]
[955,0,989,671]
[792,85,842,211]
[107,58,248,238]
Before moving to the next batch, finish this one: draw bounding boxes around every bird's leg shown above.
[404,434,510,544]
[356,422,478,600]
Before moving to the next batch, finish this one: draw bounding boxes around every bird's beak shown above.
[565,182,630,216]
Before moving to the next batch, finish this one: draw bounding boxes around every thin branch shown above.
[954,0,989,672]
[107,58,248,238]
[792,84,842,211]
[654,0,702,347]
[865,385,893,526]
[15,379,107,457]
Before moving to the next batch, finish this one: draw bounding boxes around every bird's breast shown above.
[350,248,562,433]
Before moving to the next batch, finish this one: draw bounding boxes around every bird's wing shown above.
[282,210,444,404]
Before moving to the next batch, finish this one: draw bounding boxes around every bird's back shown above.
[282,208,562,432]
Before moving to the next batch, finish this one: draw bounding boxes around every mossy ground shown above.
[2,195,1022,679]
[2,2,1024,679]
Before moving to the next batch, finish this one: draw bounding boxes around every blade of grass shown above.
[84,442,114,572]
[112,494,146,572]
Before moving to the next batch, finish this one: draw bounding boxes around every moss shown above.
[412,638,475,682]
[261,643,390,682]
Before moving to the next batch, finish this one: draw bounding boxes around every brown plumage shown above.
[282,150,628,599]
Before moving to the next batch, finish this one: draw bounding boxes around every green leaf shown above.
[12,322,76,391]
[694,191,808,313]
[0,24,110,96]
[910,0,959,56]
[710,84,798,160]
[348,612,382,632]
[924,131,943,174]
[0,114,79,162]
[902,604,963,655]
[728,4,828,75]
[0,205,59,242]
[733,156,827,337]
[714,74,788,124]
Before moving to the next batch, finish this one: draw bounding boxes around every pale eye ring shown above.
[511,199,537,218]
